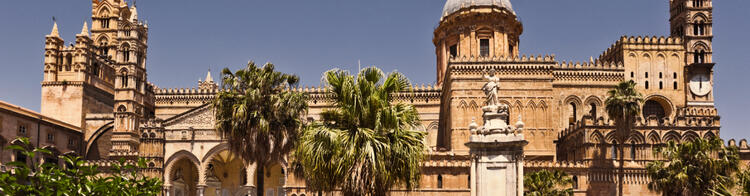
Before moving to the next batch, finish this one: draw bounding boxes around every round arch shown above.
[85,122,113,159]
[164,150,202,186]
[643,95,674,119]
[563,95,583,124]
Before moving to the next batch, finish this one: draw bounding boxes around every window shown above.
[480,39,490,57]
[120,74,128,88]
[572,176,579,189]
[15,151,27,164]
[449,44,458,58]
[68,138,75,147]
[612,141,618,160]
[123,49,130,62]
[659,81,663,89]
[674,82,678,89]
[659,72,663,78]
[673,72,677,79]
[645,72,649,78]
[509,44,514,55]
[643,100,666,119]
[631,141,637,160]
[631,72,634,78]
[437,175,443,189]
[589,103,597,119]
[100,19,109,29]
[44,157,58,166]
[693,23,699,35]
[645,81,649,89]
[46,133,54,142]
[124,30,131,37]
[569,103,577,124]
[18,124,27,136]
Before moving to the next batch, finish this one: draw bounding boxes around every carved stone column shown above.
[466,103,527,196]
[163,185,172,196]
[196,185,206,196]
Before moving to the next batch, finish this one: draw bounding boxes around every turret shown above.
[43,21,63,82]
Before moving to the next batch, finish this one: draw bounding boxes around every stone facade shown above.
[0,0,746,195]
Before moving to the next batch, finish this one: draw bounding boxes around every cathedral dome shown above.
[442,0,515,19]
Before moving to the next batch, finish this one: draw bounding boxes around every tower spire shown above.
[49,17,60,37]
[205,69,214,83]
[79,21,89,36]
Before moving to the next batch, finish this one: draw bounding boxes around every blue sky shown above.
[0,1,748,139]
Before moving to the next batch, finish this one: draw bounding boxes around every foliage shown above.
[605,80,644,139]
[213,61,308,195]
[294,67,426,196]
[0,137,162,195]
[646,137,740,196]
[605,80,643,196]
[524,169,574,196]
[738,169,750,195]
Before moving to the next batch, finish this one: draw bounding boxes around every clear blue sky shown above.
[0,1,748,139]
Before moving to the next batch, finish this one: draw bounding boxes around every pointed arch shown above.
[97,5,112,17]
[647,131,661,144]
[468,100,479,111]
[605,131,618,144]
[703,131,716,140]
[626,131,646,144]
[457,100,468,111]
[590,130,604,144]
[663,131,681,143]
[682,131,699,142]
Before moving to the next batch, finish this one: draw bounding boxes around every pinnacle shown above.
[205,69,214,83]
[49,21,60,37]
[79,21,89,36]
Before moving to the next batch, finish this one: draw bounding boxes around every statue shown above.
[483,68,500,107]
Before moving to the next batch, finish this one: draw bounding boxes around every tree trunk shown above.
[256,163,265,196]
[619,142,624,196]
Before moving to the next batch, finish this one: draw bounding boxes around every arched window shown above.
[631,141,637,160]
[437,175,443,189]
[468,175,471,188]
[15,151,27,165]
[698,21,706,35]
[123,48,130,62]
[65,54,73,71]
[659,81,663,89]
[645,81,649,89]
[674,82,678,90]
[645,72,649,78]
[572,176,579,189]
[569,102,577,124]
[589,103,597,119]
[643,100,666,119]
[673,72,677,79]
[612,141,618,160]
[693,23,699,35]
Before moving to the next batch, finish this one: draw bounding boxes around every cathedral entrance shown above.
[204,150,247,196]
[169,157,200,196]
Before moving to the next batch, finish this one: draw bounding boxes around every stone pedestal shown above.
[466,105,527,196]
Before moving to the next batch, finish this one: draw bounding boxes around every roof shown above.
[0,100,82,132]
[442,0,515,20]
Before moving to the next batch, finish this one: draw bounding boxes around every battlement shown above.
[525,160,589,169]
[558,113,720,140]
[726,139,750,151]
[598,36,684,62]
[448,54,556,64]
[554,61,624,70]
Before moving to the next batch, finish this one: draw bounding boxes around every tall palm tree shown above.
[604,80,643,196]
[646,138,740,195]
[213,61,308,196]
[524,169,574,196]
[294,67,426,196]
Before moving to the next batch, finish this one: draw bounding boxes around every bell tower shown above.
[90,0,153,160]
[670,0,715,106]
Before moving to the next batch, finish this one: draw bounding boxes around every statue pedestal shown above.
[467,104,527,196]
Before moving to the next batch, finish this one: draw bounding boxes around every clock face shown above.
[689,74,711,96]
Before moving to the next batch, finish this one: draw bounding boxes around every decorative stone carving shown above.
[466,73,527,196]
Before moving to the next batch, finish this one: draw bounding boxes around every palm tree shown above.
[294,67,426,196]
[524,169,574,196]
[604,80,643,196]
[213,61,308,196]
[646,137,740,196]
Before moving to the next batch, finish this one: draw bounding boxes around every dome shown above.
[442,0,515,19]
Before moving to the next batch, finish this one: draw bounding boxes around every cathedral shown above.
[0,0,748,195]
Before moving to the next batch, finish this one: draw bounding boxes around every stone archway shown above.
[165,151,201,196]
